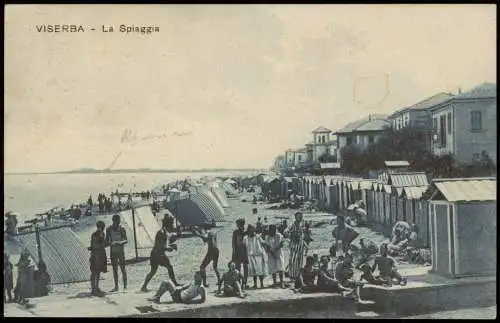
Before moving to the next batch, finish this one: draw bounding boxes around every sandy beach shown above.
[4,192,405,317]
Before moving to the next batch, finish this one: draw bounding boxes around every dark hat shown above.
[112,214,120,222]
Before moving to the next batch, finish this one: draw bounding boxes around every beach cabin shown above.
[268,177,282,201]
[339,180,347,210]
[303,178,309,200]
[424,177,496,278]
[401,186,430,246]
[358,180,373,204]
[366,183,376,223]
[390,187,405,222]
[319,162,341,175]
[384,160,410,174]
[381,184,393,226]
[329,179,340,213]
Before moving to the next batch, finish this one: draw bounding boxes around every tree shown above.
[340,145,364,175]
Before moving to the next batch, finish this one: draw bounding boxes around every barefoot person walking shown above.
[105,214,128,292]
[141,216,180,292]
[192,227,221,287]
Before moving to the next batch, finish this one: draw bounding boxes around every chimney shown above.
[368,114,372,122]
[458,88,462,94]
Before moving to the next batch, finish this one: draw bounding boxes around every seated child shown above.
[217,261,246,298]
[294,256,318,293]
[372,243,407,286]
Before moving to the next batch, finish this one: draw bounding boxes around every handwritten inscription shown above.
[120,128,193,146]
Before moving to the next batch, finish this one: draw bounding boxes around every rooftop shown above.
[336,114,390,134]
[320,162,341,169]
[384,161,410,167]
[389,92,455,117]
[423,177,496,202]
[388,172,429,188]
[402,186,428,200]
[456,82,496,100]
[312,126,332,133]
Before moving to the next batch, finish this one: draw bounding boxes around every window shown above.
[346,136,352,145]
[298,155,302,161]
[439,115,447,147]
[433,118,438,132]
[368,135,375,144]
[471,111,482,131]
[447,112,452,135]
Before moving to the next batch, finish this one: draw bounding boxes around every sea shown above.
[3,171,254,223]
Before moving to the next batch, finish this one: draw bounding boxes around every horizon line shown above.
[4,167,269,175]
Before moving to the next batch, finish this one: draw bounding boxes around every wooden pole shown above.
[35,225,43,264]
[131,207,139,261]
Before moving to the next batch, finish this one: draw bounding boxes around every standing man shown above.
[105,214,128,292]
[141,216,180,292]
[88,221,107,297]
[232,218,249,289]
[192,227,221,287]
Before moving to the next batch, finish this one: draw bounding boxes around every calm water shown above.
[3,171,252,222]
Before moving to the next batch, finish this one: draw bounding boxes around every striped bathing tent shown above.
[222,179,240,197]
[9,226,91,284]
[206,182,232,216]
[190,191,226,222]
[73,205,161,261]
[167,192,226,227]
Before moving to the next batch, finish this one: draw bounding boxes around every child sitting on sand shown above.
[334,253,363,301]
[371,243,407,286]
[217,261,246,298]
[293,256,318,293]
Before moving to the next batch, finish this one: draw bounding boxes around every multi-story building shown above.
[429,82,496,165]
[388,92,455,131]
[293,148,308,167]
[335,114,391,161]
[304,126,335,165]
[284,149,296,167]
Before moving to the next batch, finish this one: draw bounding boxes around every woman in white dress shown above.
[265,224,285,288]
[243,225,268,289]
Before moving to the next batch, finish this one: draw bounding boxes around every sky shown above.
[4,4,496,172]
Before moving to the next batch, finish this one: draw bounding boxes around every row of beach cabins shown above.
[256,167,496,279]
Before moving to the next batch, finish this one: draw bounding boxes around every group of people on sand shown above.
[84,198,410,304]
[4,250,51,305]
